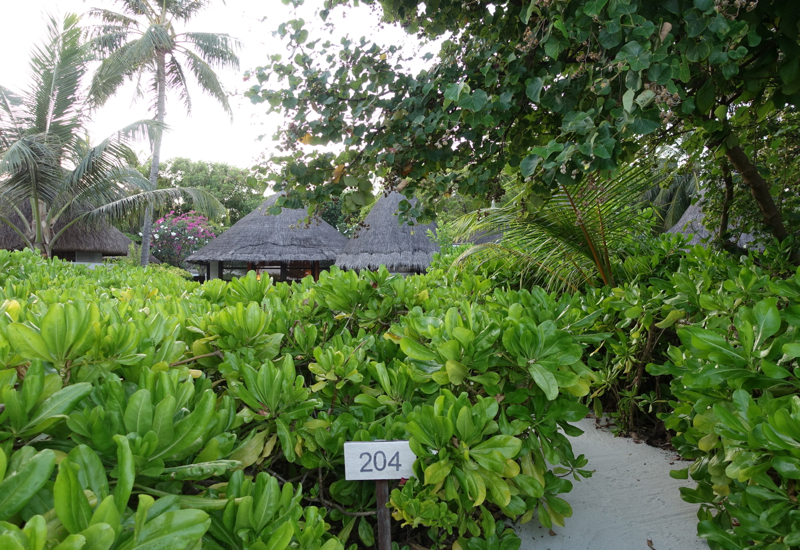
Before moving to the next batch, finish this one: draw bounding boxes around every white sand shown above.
[517,418,709,550]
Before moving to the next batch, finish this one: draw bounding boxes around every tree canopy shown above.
[143,157,263,224]
[247,0,800,256]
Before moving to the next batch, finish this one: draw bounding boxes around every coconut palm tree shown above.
[89,0,240,266]
[0,14,224,259]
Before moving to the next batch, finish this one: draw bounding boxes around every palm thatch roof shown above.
[667,196,755,248]
[0,203,138,256]
[186,194,347,263]
[335,192,439,272]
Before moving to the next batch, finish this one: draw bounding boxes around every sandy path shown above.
[517,418,709,550]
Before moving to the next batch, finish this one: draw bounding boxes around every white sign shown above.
[344,440,416,481]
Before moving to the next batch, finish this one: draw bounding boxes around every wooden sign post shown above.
[344,440,416,550]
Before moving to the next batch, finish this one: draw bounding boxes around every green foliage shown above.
[450,164,669,290]
[142,158,263,225]
[4,233,800,549]
[0,248,596,549]
[247,0,800,255]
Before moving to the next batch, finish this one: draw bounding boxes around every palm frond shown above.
[27,14,86,141]
[83,186,225,227]
[165,58,192,113]
[167,1,212,21]
[179,48,232,115]
[113,0,156,18]
[180,32,240,69]
[450,164,667,290]
[88,8,140,30]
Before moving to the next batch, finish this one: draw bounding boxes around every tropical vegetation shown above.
[90,0,240,266]
[0,14,225,259]
[0,230,799,549]
[4,1,800,550]
[246,0,800,259]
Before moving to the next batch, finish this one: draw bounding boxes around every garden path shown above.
[517,417,709,550]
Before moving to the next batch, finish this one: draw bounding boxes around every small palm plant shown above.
[0,14,223,258]
[449,165,668,291]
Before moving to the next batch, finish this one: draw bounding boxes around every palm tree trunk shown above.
[32,198,48,258]
[140,51,167,267]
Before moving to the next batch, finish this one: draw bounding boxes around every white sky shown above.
[1,0,436,170]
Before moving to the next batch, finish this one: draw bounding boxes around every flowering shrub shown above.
[150,210,217,268]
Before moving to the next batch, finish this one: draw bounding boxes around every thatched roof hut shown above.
[335,192,439,274]
[186,194,347,281]
[0,204,158,263]
[667,195,755,249]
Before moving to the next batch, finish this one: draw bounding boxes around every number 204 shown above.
[360,450,401,472]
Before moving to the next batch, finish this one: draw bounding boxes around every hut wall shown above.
[75,251,104,264]
[209,261,221,280]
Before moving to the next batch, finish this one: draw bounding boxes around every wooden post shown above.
[375,479,391,550]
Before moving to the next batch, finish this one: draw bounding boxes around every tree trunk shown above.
[717,160,750,256]
[725,145,787,240]
[718,161,734,241]
[141,51,167,267]
[725,144,800,263]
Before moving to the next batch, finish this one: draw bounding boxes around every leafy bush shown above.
[2,240,798,550]
[0,249,596,550]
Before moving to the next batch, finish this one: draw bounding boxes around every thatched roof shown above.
[0,204,138,256]
[667,198,755,248]
[335,192,439,272]
[186,194,347,263]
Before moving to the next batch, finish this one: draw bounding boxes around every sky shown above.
[1,0,437,170]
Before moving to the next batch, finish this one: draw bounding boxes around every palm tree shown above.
[89,0,240,266]
[0,14,224,259]
[449,165,669,292]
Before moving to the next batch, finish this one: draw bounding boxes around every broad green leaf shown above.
[655,309,684,328]
[622,89,635,113]
[79,523,115,550]
[695,79,715,114]
[131,509,210,550]
[753,299,780,346]
[424,459,453,485]
[697,520,744,550]
[445,360,468,385]
[472,435,522,460]
[124,389,154,435]
[68,446,109,502]
[264,520,295,550]
[22,383,93,436]
[54,458,93,534]
[772,456,800,479]
[90,496,121,537]
[399,338,438,362]
[528,363,558,400]
[526,78,543,103]
[6,323,51,362]
[229,429,267,470]
[158,461,240,481]
[52,534,86,550]
[151,390,215,461]
[23,515,47,550]
[0,448,55,521]
[459,89,488,112]
[520,154,539,177]
[113,435,135,516]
